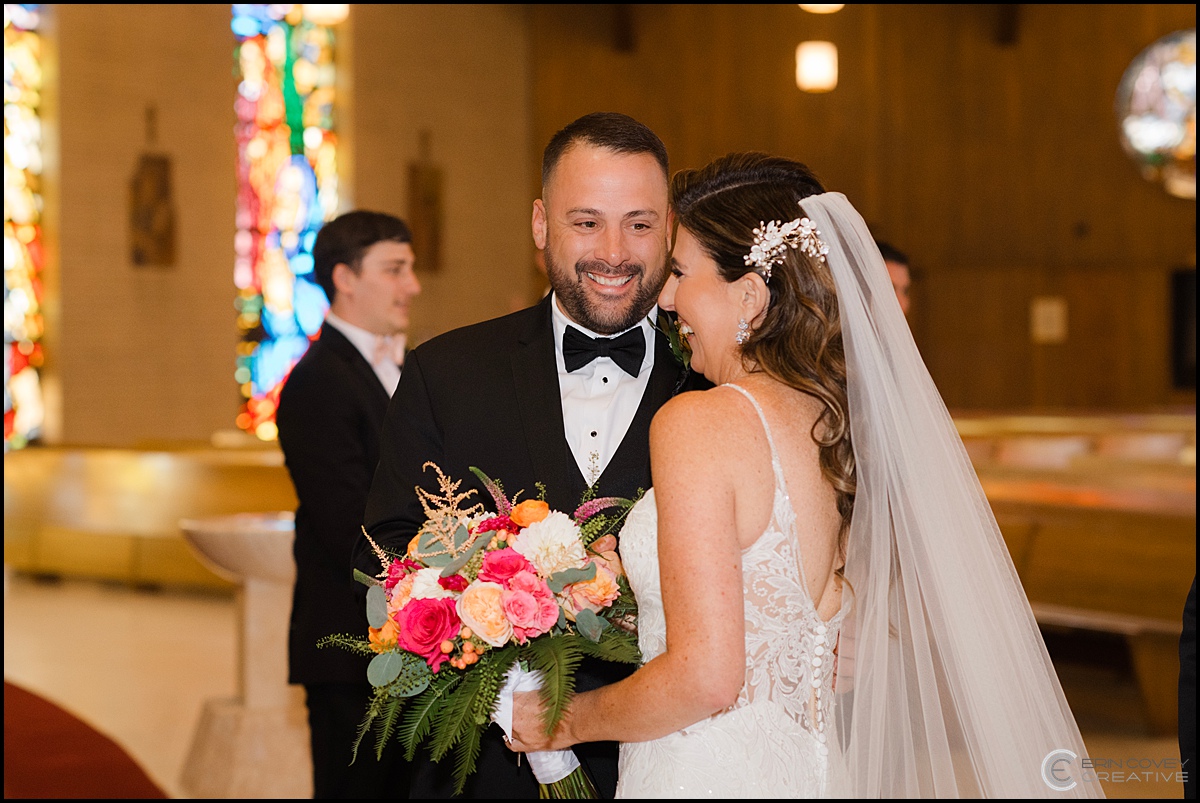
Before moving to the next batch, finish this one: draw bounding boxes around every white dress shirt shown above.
[324,311,405,397]
[550,293,656,486]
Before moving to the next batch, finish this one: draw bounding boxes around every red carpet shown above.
[3,681,168,799]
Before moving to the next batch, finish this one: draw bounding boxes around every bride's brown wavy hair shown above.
[671,152,856,553]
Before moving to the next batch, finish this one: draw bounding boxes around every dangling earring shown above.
[735,318,750,345]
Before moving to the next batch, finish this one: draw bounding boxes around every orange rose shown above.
[594,549,624,578]
[562,560,621,620]
[509,499,550,528]
[388,575,415,614]
[456,581,513,647]
[368,616,399,653]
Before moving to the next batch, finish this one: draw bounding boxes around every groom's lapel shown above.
[511,296,582,504]
[597,317,681,496]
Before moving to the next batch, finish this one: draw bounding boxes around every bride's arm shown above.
[511,391,748,749]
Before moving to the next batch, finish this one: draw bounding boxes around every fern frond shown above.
[577,627,642,664]
[397,671,462,761]
[450,713,485,795]
[521,636,584,735]
[429,666,485,762]
[373,696,405,760]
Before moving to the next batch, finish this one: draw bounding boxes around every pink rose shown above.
[394,597,460,671]
[501,571,559,643]
[385,557,422,590]
[438,573,469,593]
[478,548,534,587]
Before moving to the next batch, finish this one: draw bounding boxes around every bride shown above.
[509,152,1103,798]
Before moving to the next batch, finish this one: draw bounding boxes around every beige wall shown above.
[49,4,236,447]
[43,4,535,446]
[346,4,536,348]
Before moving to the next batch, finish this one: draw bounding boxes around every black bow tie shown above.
[562,325,646,377]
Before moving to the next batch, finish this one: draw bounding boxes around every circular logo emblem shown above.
[1042,749,1079,791]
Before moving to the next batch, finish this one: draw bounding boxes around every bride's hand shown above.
[507,690,575,752]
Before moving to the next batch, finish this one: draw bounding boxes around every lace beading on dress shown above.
[614,384,847,798]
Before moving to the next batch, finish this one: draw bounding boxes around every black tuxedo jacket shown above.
[278,323,392,685]
[358,295,704,798]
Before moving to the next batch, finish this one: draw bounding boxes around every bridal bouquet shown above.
[320,463,640,797]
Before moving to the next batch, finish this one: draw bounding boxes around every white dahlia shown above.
[510,511,587,576]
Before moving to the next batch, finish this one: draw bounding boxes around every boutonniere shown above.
[652,310,691,372]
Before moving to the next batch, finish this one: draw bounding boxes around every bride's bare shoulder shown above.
[650,386,759,451]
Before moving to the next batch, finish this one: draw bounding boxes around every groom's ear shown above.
[532,199,548,250]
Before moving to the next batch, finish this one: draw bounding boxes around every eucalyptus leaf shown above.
[416,529,452,567]
[440,529,490,578]
[366,584,388,628]
[452,522,471,550]
[367,651,406,687]
[547,562,597,594]
[392,655,433,698]
[575,608,608,642]
[354,568,381,588]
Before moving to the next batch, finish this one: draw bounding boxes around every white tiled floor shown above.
[2,570,1187,799]
[3,572,238,799]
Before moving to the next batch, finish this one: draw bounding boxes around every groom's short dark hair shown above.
[312,210,411,303]
[542,112,668,189]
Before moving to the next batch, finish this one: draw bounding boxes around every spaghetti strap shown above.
[722,383,789,498]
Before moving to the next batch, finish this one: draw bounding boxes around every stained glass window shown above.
[232,4,341,441]
[3,3,45,452]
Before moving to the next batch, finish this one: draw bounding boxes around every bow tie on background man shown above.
[562,325,645,377]
[372,333,407,368]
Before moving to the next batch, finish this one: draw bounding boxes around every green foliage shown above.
[316,633,375,656]
[373,693,404,760]
[451,717,485,795]
[397,670,463,761]
[366,585,388,628]
[440,527,490,578]
[368,650,432,695]
[351,686,405,764]
[354,568,382,588]
[547,562,596,594]
[577,625,641,665]
[429,664,486,762]
[574,608,608,642]
[578,491,641,547]
[535,481,547,501]
[521,636,583,736]
[654,310,691,370]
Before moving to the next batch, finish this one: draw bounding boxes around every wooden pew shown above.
[979,462,1195,736]
[3,445,298,591]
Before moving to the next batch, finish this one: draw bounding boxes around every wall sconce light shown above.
[798,4,845,13]
[301,4,350,25]
[796,41,838,92]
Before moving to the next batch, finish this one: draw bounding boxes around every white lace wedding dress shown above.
[615,384,848,798]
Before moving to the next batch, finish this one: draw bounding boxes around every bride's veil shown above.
[802,193,1104,797]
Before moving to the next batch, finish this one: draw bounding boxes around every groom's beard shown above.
[545,248,663,336]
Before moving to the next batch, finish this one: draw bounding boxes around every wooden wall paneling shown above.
[528,4,1196,411]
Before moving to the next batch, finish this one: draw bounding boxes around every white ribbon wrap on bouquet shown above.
[492,664,581,784]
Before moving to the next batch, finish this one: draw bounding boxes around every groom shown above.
[356,112,698,798]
